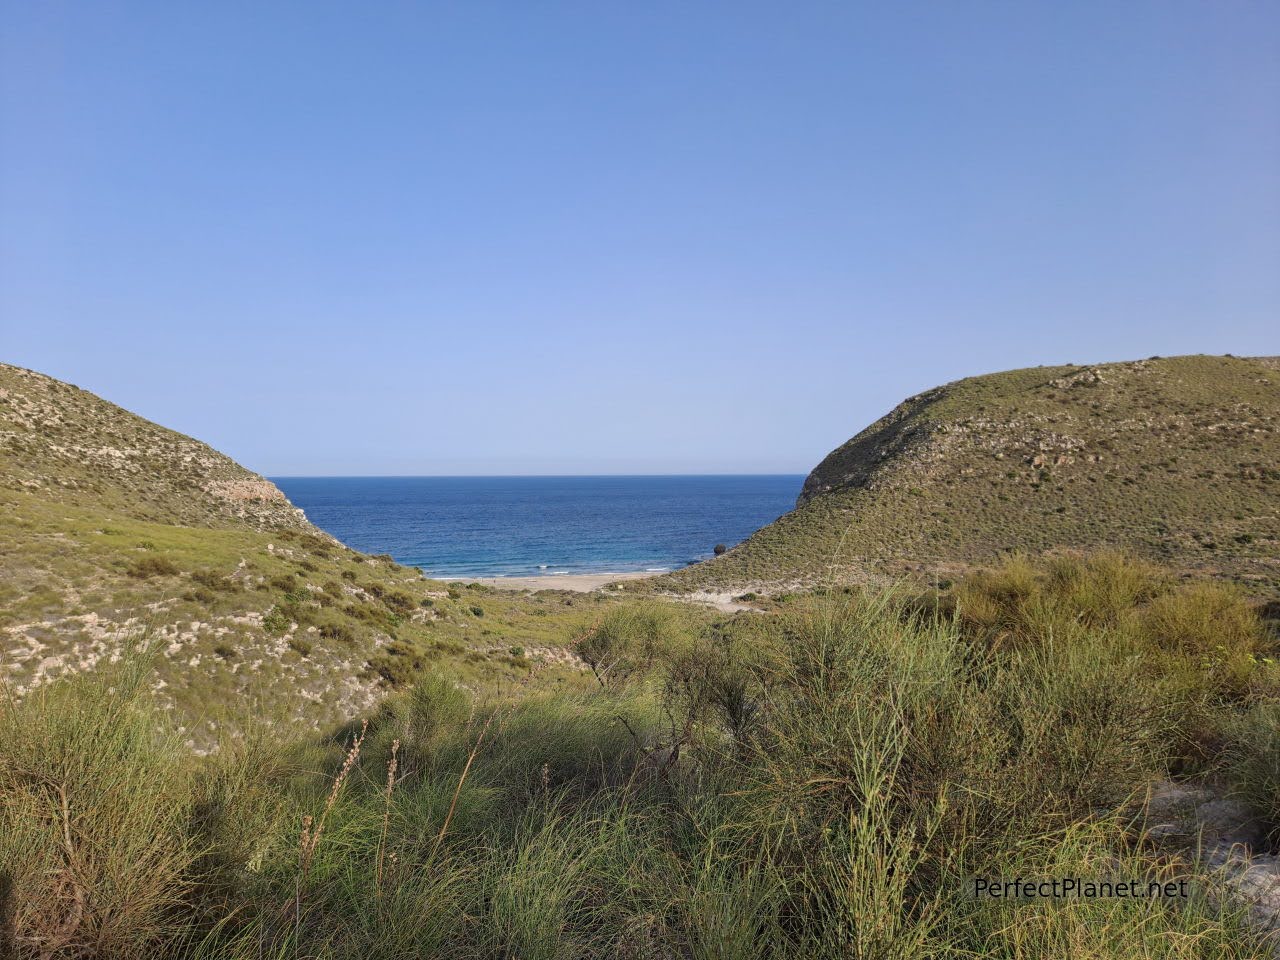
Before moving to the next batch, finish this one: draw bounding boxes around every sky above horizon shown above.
[2,3,1278,475]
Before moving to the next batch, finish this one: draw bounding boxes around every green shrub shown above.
[268,573,298,593]
[1224,700,1280,839]
[384,590,417,615]
[126,555,179,579]
[190,569,239,593]
[262,605,290,635]
[1140,582,1260,659]
[575,602,691,689]
[368,641,426,686]
[317,617,356,644]
[1042,551,1164,625]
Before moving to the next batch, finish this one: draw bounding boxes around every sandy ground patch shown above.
[453,572,656,592]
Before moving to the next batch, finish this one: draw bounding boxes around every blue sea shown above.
[271,475,803,578]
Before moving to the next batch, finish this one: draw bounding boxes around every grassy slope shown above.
[0,363,623,743]
[666,355,1280,593]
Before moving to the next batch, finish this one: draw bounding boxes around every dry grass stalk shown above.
[426,710,498,869]
[375,738,400,891]
[298,718,367,881]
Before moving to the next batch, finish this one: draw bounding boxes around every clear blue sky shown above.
[2,2,1277,475]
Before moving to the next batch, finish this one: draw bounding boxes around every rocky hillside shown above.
[0,364,605,746]
[667,355,1280,593]
[1,364,310,530]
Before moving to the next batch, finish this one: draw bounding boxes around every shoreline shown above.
[449,571,659,592]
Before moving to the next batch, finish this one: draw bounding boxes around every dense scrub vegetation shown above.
[2,555,1278,958]
[0,488,620,744]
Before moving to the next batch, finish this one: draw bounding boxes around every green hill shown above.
[0,364,607,744]
[0,363,316,530]
[665,354,1280,593]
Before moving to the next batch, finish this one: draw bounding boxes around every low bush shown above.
[1140,582,1260,659]
[316,616,357,644]
[268,573,298,593]
[1224,700,1280,841]
[126,555,179,579]
[261,605,290,636]
[574,601,692,689]
[383,590,417,615]
[190,569,239,593]
[368,641,427,686]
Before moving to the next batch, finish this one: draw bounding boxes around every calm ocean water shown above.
[271,475,804,578]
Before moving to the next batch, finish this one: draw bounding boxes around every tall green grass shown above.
[0,642,197,957]
[1,555,1274,958]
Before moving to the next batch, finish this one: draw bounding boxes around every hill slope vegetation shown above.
[667,355,1280,592]
[0,364,611,743]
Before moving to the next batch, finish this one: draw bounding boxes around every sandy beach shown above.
[454,571,658,592]
[454,572,760,614]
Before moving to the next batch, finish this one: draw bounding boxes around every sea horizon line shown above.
[267,472,808,480]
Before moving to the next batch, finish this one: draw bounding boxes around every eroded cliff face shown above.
[798,387,942,506]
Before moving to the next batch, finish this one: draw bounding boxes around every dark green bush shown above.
[317,618,356,643]
[384,590,417,615]
[268,573,298,593]
[126,555,179,579]
[190,569,238,593]
[262,606,290,636]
